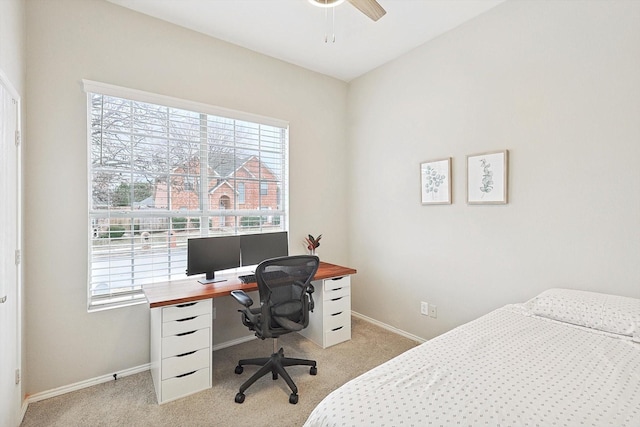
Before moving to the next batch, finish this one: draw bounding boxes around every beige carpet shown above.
[21,317,419,427]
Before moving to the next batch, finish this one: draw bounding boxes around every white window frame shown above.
[84,80,289,311]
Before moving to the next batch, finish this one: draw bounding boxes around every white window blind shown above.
[85,81,288,310]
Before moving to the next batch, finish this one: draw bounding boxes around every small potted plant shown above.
[305,234,322,256]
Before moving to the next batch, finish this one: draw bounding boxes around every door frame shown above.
[0,66,23,426]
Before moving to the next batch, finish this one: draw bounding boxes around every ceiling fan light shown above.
[308,0,346,8]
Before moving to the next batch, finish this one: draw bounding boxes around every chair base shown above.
[234,347,317,404]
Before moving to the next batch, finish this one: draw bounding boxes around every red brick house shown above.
[153,154,281,230]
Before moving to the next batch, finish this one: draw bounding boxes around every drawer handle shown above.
[330,297,343,301]
[329,287,343,292]
[176,370,196,378]
[177,302,197,308]
[177,330,197,337]
[331,277,345,281]
[177,316,197,322]
[176,350,197,358]
[331,326,343,331]
[331,312,343,316]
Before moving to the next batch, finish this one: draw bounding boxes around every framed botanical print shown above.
[420,157,452,205]
[466,150,508,204]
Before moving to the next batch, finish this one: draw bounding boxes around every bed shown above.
[304,289,640,426]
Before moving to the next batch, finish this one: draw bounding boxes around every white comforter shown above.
[304,305,640,426]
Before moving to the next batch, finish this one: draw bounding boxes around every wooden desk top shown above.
[143,261,357,308]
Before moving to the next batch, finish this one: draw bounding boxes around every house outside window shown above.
[84,80,288,310]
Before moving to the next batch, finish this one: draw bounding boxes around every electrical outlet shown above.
[420,301,429,316]
[429,304,437,318]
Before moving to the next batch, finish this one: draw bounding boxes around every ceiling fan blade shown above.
[347,0,386,22]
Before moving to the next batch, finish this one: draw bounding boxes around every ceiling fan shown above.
[308,0,386,22]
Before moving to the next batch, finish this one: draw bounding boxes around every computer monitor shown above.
[240,231,289,267]
[187,235,241,284]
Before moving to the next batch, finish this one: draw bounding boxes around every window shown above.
[84,80,288,310]
[260,182,268,195]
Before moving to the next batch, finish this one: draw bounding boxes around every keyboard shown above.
[238,274,256,284]
[238,270,289,284]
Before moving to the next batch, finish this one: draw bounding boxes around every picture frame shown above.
[466,150,508,204]
[420,157,452,205]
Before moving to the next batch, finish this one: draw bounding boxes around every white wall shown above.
[0,0,25,425]
[347,0,640,340]
[25,0,348,395]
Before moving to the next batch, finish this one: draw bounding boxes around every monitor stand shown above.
[198,272,227,285]
[198,278,227,285]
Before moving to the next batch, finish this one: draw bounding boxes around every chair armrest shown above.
[231,290,253,307]
[306,283,315,312]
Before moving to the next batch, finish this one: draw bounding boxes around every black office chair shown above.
[230,255,320,404]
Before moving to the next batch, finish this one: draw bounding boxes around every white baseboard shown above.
[20,400,28,425]
[213,334,256,351]
[351,310,427,344]
[25,363,150,405]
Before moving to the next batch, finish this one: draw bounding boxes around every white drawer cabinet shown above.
[150,300,212,404]
[299,275,352,348]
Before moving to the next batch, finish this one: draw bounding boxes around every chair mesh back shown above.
[255,255,319,335]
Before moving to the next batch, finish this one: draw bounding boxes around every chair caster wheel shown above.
[272,372,278,380]
[235,365,243,374]
[310,366,317,375]
[235,393,245,403]
[289,393,299,404]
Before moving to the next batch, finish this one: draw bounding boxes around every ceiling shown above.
[107,0,506,82]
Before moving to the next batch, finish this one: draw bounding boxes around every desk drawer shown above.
[161,367,210,403]
[325,324,351,347]
[163,328,210,358]
[325,309,350,331]
[324,294,350,314]
[324,276,350,292]
[324,286,350,302]
[163,314,211,337]
[162,348,210,380]
[163,300,211,322]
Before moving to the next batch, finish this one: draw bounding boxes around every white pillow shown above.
[527,288,640,338]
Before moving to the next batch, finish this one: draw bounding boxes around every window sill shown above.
[88,292,147,312]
